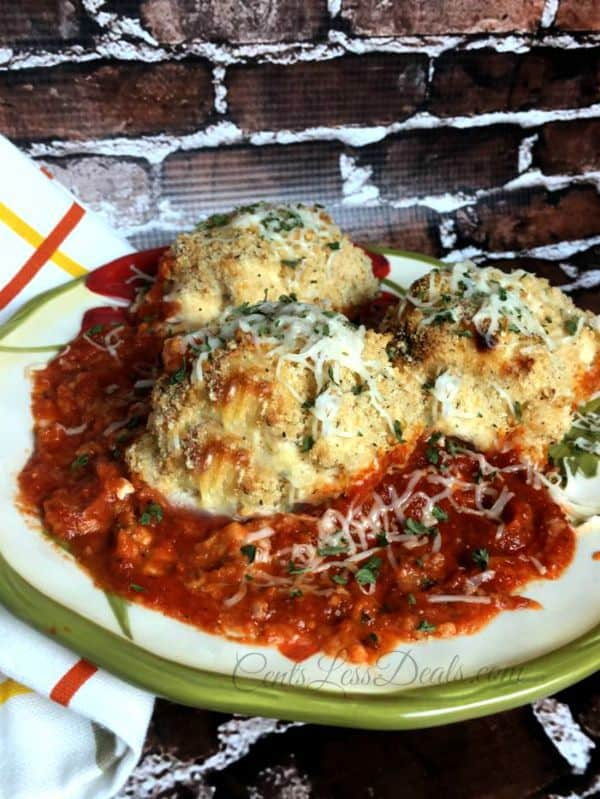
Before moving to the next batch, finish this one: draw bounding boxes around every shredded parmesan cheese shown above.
[56,422,88,436]
[427,595,493,604]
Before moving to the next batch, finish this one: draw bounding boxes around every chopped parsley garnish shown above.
[564,317,579,336]
[326,241,341,250]
[279,292,298,303]
[262,208,304,234]
[281,258,303,268]
[472,548,490,570]
[407,593,417,606]
[299,435,315,452]
[431,505,448,522]
[139,502,163,526]
[498,287,508,301]
[432,311,454,325]
[375,533,389,547]
[169,365,187,385]
[240,544,257,564]
[416,620,436,633]
[446,438,460,457]
[456,329,473,338]
[198,212,231,229]
[404,518,436,536]
[426,432,443,465]
[190,340,212,355]
[508,322,521,333]
[288,560,307,575]
[289,588,303,599]
[415,557,425,567]
[385,342,399,362]
[85,324,104,336]
[237,203,260,215]
[237,302,255,315]
[317,543,348,557]
[352,382,366,395]
[513,400,523,422]
[393,420,404,442]
[355,556,382,585]
[332,573,348,585]
[70,453,90,470]
[130,583,146,593]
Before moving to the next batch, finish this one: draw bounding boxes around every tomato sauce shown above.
[17,258,578,664]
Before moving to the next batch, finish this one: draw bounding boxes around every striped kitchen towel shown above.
[0,135,132,324]
[0,134,154,798]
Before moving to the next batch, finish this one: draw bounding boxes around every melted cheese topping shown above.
[431,371,475,421]
[187,299,398,435]
[402,260,588,349]
[228,202,328,242]
[197,203,339,264]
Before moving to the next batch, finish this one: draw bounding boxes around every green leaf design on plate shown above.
[41,529,72,554]
[0,276,84,343]
[380,277,407,296]
[369,246,444,269]
[0,344,64,353]
[104,591,133,640]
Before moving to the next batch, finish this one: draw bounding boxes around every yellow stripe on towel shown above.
[0,202,88,278]
[0,678,32,706]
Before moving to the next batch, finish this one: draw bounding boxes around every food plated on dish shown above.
[13,202,600,669]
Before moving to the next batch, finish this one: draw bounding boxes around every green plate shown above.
[0,247,598,729]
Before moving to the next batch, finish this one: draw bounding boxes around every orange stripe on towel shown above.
[50,659,98,706]
[0,202,85,310]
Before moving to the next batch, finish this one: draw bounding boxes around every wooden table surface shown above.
[117,671,600,798]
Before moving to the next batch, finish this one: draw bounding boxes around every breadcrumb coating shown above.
[159,202,378,330]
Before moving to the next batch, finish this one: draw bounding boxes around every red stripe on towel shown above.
[50,659,98,706]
